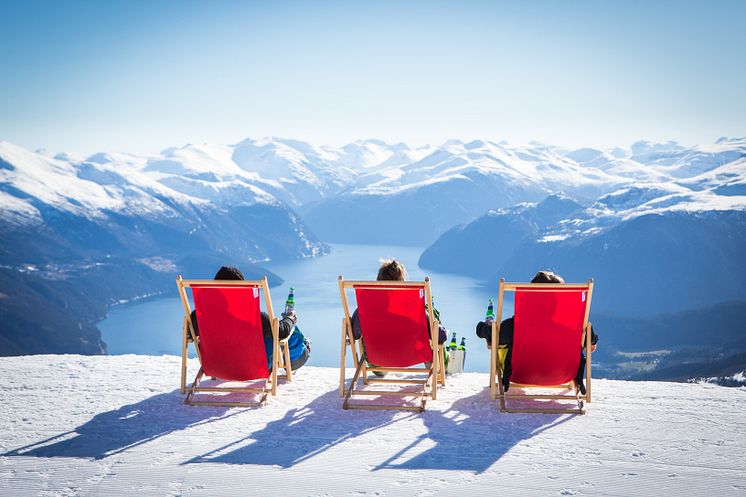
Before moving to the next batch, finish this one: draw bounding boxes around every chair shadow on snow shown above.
[373,387,571,474]
[5,384,571,472]
[4,390,233,460]
[186,386,571,473]
[186,388,412,468]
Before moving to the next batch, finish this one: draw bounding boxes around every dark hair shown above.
[214,266,245,281]
[377,258,407,281]
[531,270,564,284]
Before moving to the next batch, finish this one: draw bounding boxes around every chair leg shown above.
[181,319,188,394]
[283,341,293,382]
[340,318,347,398]
[489,346,497,400]
[428,363,437,403]
[343,360,365,409]
[496,362,507,411]
[362,362,369,385]
[420,370,434,412]
[438,346,446,386]
[185,367,204,405]
[357,340,370,385]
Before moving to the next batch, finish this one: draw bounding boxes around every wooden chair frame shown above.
[338,276,446,412]
[490,277,595,414]
[176,276,293,407]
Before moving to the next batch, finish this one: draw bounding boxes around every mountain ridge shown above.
[1,136,745,355]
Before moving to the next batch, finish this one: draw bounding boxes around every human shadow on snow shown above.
[373,387,572,474]
[4,390,233,460]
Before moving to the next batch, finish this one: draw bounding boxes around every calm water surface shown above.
[99,244,515,373]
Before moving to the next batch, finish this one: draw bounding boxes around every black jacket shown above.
[476,318,598,348]
[476,318,599,386]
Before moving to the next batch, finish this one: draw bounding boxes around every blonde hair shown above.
[377,258,407,281]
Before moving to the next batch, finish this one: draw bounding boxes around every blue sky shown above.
[1,0,744,153]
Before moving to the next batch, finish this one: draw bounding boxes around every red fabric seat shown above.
[510,288,587,386]
[354,287,433,367]
[192,285,269,381]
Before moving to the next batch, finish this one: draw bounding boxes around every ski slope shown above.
[1,355,744,496]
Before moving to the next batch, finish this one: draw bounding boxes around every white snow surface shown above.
[2,355,745,497]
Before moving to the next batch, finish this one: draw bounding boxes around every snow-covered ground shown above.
[1,355,745,496]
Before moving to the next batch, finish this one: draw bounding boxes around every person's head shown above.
[531,270,564,284]
[214,265,245,281]
[377,258,407,281]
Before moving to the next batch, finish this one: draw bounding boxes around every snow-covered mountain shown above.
[0,140,327,264]
[631,137,746,178]
[1,136,745,355]
[303,139,630,244]
[0,140,329,356]
[417,193,745,387]
[4,136,744,244]
[418,194,587,278]
[419,188,746,316]
[418,180,746,378]
[419,136,745,289]
[303,137,746,245]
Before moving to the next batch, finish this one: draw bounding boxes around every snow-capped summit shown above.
[656,138,746,178]
[3,136,745,247]
[0,138,330,269]
[4,135,743,229]
[2,135,745,357]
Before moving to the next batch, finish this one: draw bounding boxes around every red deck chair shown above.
[176,276,289,407]
[490,277,595,414]
[338,276,446,412]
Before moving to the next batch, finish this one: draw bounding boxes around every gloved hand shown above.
[281,310,297,324]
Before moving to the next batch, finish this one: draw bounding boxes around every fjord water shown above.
[100,244,514,372]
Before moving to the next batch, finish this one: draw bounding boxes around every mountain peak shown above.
[464,140,488,150]
[535,193,584,216]
[630,140,683,155]
[564,147,606,163]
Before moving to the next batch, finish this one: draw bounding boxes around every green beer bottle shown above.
[485,298,495,323]
[430,297,441,322]
[285,287,295,313]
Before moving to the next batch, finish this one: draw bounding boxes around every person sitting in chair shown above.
[350,259,448,376]
[475,270,598,394]
[190,265,311,371]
